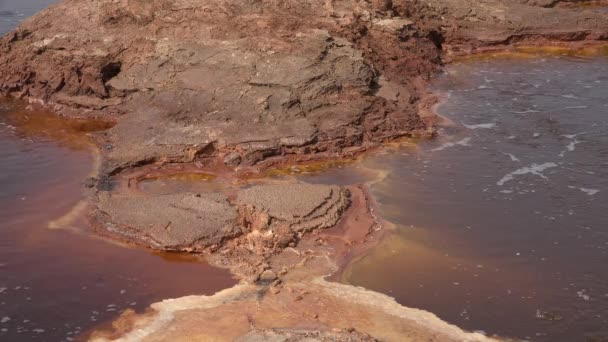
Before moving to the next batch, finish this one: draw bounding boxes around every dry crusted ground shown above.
[0,0,606,341]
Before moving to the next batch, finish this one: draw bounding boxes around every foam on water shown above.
[496,162,558,186]
[344,55,608,341]
[568,186,600,196]
[502,153,520,162]
[511,109,542,114]
[463,123,496,129]
[431,137,472,152]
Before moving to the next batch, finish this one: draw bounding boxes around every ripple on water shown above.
[340,56,608,341]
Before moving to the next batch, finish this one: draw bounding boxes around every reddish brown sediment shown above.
[88,186,498,342]
[1,0,607,340]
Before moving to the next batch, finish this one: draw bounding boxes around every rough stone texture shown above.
[95,192,240,250]
[2,0,605,174]
[237,184,349,232]
[519,0,608,8]
[0,0,441,175]
[93,183,350,255]
[236,329,377,342]
[401,0,608,52]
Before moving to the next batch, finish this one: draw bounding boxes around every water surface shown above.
[339,56,608,341]
[0,0,56,34]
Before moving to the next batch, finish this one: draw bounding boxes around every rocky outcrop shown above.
[94,192,240,250]
[92,182,350,267]
[0,0,443,175]
[237,184,349,235]
[89,187,497,341]
[0,0,445,277]
[3,1,607,341]
[1,0,605,173]
[402,0,608,54]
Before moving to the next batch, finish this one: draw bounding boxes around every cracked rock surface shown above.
[1,0,605,175]
[93,183,351,259]
[95,192,240,250]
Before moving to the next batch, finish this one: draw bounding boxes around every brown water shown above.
[0,105,235,341]
[0,3,234,341]
[306,56,608,341]
[0,104,235,341]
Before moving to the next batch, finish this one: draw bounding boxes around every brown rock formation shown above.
[1,1,606,340]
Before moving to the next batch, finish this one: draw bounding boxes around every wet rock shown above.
[94,183,350,256]
[404,0,608,50]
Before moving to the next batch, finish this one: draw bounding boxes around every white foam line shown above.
[562,132,587,139]
[497,162,558,186]
[559,139,581,157]
[431,137,471,152]
[559,132,586,157]
[561,94,585,99]
[502,153,520,162]
[463,123,496,130]
[568,186,600,196]
[511,109,541,114]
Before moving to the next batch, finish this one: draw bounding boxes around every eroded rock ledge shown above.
[1,0,606,174]
[93,183,350,275]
